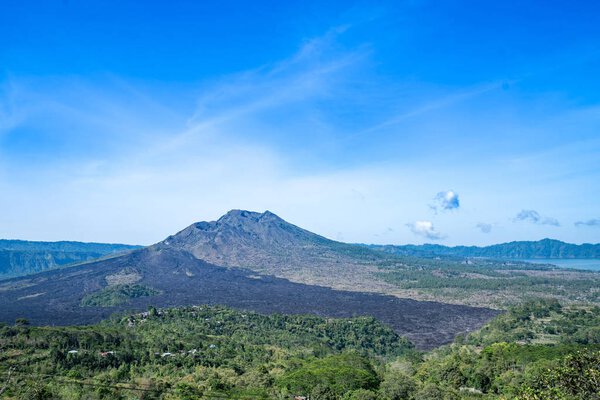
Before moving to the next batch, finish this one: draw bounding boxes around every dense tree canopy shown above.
[1,300,599,399]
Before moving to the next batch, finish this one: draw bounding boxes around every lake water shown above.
[516,259,600,271]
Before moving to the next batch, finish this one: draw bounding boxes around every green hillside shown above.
[1,301,599,399]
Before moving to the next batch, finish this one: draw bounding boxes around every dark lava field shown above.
[0,247,499,349]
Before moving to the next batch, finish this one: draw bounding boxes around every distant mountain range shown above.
[0,240,141,279]
[0,210,498,349]
[366,239,600,259]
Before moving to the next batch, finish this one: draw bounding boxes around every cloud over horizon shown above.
[575,219,600,227]
[407,221,445,240]
[514,209,560,226]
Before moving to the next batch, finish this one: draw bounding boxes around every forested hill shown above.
[0,240,141,279]
[367,238,600,259]
[2,301,600,399]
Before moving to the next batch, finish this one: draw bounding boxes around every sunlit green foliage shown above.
[0,306,412,399]
[277,353,378,397]
[1,300,600,399]
[376,256,600,306]
[81,284,160,307]
[519,350,600,399]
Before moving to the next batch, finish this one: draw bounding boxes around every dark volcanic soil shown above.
[0,248,500,349]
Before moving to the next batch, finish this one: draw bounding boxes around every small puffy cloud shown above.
[575,218,600,227]
[476,223,492,233]
[514,209,560,226]
[431,190,460,212]
[406,220,445,240]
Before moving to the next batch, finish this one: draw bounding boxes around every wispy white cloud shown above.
[0,28,379,244]
[151,27,369,161]
[0,76,188,172]
[0,79,28,136]
[353,82,504,138]
[0,23,599,248]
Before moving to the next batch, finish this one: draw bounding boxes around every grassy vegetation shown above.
[465,298,600,346]
[1,300,600,399]
[375,256,600,307]
[80,284,160,307]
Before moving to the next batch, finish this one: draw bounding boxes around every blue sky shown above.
[1,0,599,246]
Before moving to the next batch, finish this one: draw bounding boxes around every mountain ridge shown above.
[0,239,142,252]
[366,238,600,259]
[0,239,142,279]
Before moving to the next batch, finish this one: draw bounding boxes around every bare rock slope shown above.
[154,210,394,292]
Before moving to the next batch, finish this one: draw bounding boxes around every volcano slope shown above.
[153,209,399,293]
[0,210,500,349]
[0,246,499,349]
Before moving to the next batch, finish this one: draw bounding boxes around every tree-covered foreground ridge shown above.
[1,299,600,400]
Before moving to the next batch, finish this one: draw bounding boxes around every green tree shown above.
[378,371,416,400]
[414,383,459,400]
[277,353,379,397]
[342,388,378,400]
[311,385,337,400]
[519,350,600,399]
